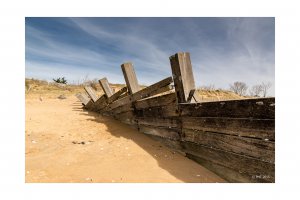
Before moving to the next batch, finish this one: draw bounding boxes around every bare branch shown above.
[249,84,263,97]
[229,81,248,96]
[261,82,272,97]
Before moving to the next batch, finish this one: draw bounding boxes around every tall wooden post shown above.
[99,77,114,98]
[169,52,198,103]
[121,62,140,95]
[76,93,90,105]
[84,86,98,102]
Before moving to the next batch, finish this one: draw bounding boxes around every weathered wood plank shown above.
[161,104,180,117]
[169,52,199,103]
[151,85,174,96]
[137,117,179,128]
[109,103,134,115]
[99,78,114,97]
[106,77,173,111]
[107,87,127,104]
[138,125,180,140]
[121,62,140,94]
[135,92,176,109]
[107,95,132,110]
[182,129,275,163]
[93,94,108,112]
[84,86,98,102]
[182,141,275,183]
[182,117,275,140]
[118,92,128,100]
[179,98,275,119]
[114,111,136,125]
[131,77,173,101]
[76,93,90,105]
[186,153,263,183]
[186,89,196,103]
[135,103,179,118]
[84,100,95,110]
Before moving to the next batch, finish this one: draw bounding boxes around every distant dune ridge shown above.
[25,78,245,101]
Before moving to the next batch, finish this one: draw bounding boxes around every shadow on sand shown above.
[71,101,224,183]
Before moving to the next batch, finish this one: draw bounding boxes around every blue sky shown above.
[25,17,275,95]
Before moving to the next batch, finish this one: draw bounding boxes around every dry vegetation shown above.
[25,78,125,99]
[196,88,246,102]
[25,78,246,101]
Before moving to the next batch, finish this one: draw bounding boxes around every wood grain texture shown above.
[182,141,275,183]
[113,111,136,125]
[137,117,179,128]
[105,77,173,110]
[84,100,95,110]
[169,52,196,103]
[182,129,275,163]
[179,98,275,119]
[135,103,179,118]
[131,77,173,102]
[99,78,114,97]
[107,87,127,103]
[181,117,275,140]
[107,95,132,110]
[76,93,90,105]
[121,62,140,94]
[135,92,176,109]
[186,153,265,183]
[138,125,180,140]
[84,86,98,102]
[93,94,108,112]
[109,103,134,115]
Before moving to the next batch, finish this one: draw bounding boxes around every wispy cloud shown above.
[25,17,275,95]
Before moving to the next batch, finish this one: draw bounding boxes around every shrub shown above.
[53,77,67,84]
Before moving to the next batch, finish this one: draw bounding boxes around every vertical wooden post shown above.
[76,93,90,105]
[84,86,98,102]
[99,77,114,98]
[169,52,198,103]
[121,62,140,95]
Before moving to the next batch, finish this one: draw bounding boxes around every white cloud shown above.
[26,18,275,96]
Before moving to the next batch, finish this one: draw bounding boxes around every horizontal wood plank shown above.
[138,125,180,140]
[135,103,179,118]
[182,141,275,183]
[93,94,108,112]
[186,153,264,183]
[182,117,275,140]
[137,117,179,128]
[131,77,173,101]
[109,103,134,115]
[107,95,132,110]
[84,100,95,110]
[107,87,127,104]
[135,93,176,109]
[179,98,275,119]
[113,111,136,125]
[182,129,275,163]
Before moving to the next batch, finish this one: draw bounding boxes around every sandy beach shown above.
[25,95,225,183]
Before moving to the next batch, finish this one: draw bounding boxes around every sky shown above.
[25,17,275,95]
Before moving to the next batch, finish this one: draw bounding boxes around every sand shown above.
[25,95,226,183]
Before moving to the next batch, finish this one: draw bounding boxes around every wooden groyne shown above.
[77,52,275,183]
